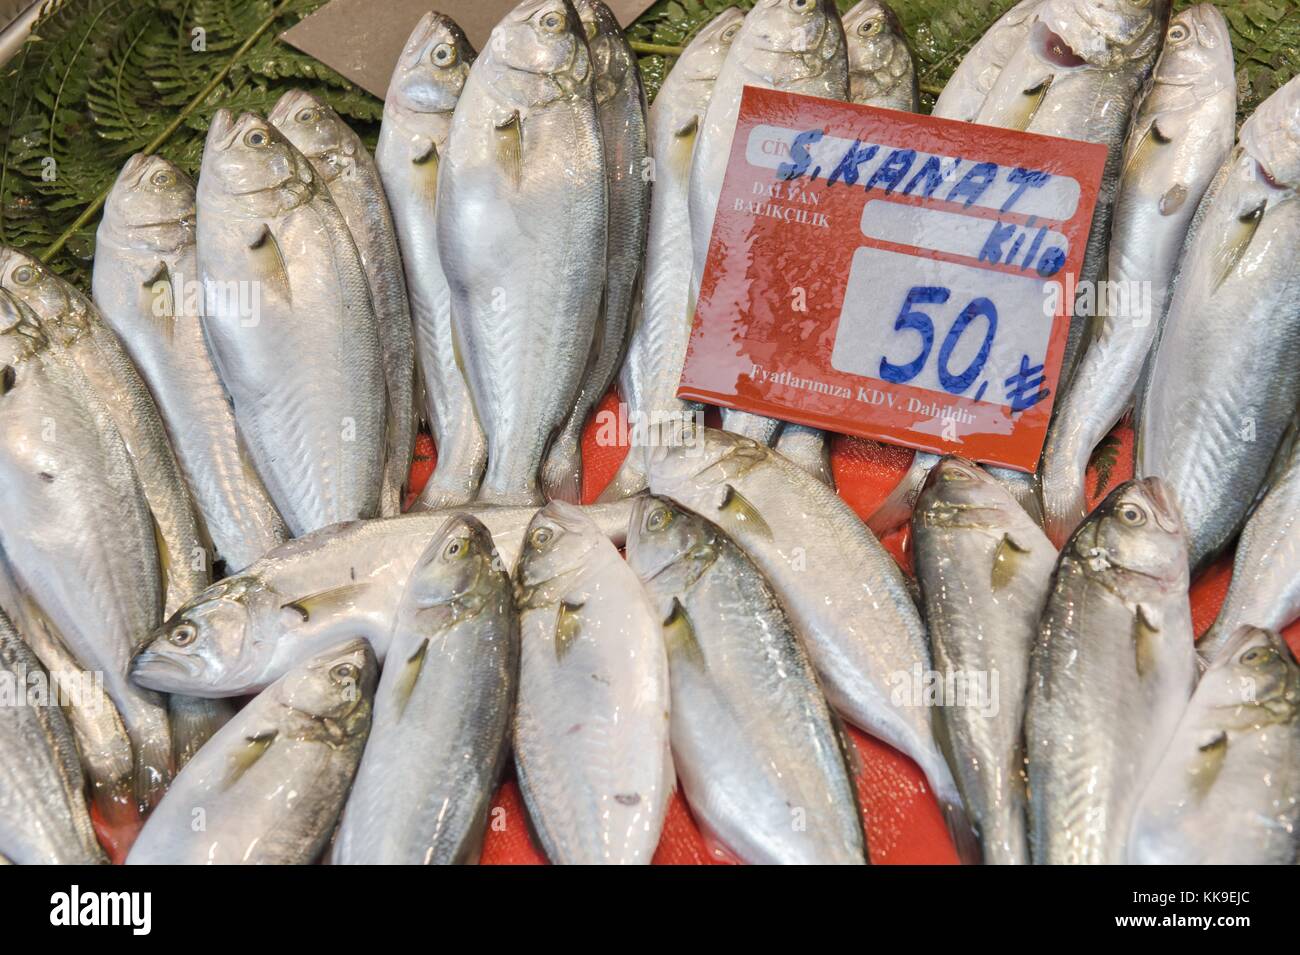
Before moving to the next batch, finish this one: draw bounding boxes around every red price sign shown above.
[679,87,1107,472]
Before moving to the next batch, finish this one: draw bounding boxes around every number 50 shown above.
[879,286,997,396]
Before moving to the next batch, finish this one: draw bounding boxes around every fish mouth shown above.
[1033,22,1087,69]
[129,646,205,690]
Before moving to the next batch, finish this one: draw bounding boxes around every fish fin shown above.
[169,695,233,770]
[412,138,438,166]
[150,511,171,621]
[1120,118,1172,181]
[990,533,1031,591]
[279,583,368,625]
[412,138,440,201]
[392,637,430,721]
[248,223,291,301]
[662,598,704,668]
[716,485,773,541]
[1188,731,1228,800]
[1158,182,1188,216]
[941,799,983,866]
[1212,199,1266,291]
[555,599,585,660]
[225,730,277,788]
[1133,605,1160,678]
[495,111,523,188]
[141,262,178,344]
[669,114,699,181]
[1008,76,1052,130]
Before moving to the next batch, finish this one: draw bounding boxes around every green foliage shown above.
[1,0,1296,288]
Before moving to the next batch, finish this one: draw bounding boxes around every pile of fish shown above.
[0,0,1296,866]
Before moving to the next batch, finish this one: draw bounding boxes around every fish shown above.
[773,422,835,487]
[0,608,105,864]
[1128,625,1299,864]
[931,0,1044,122]
[0,287,173,814]
[688,0,847,446]
[626,496,866,864]
[599,7,743,501]
[1200,431,1300,659]
[375,14,487,511]
[512,501,671,863]
[0,248,209,615]
[975,0,1168,381]
[196,109,387,536]
[541,0,650,503]
[844,0,917,111]
[911,457,1058,864]
[438,0,607,506]
[333,514,517,864]
[126,638,375,865]
[131,499,637,697]
[647,428,978,860]
[93,154,288,574]
[270,90,417,519]
[1025,478,1196,864]
[1041,5,1236,547]
[1136,75,1300,571]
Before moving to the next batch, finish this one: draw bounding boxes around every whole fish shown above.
[1128,626,1299,865]
[0,248,208,614]
[600,8,743,501]
[647,428,977,860]
[626,496,865,864]
[1025,478,1196,864]
[1041,5,1236,547]
[333,514,517,864]
[0,608,105,864]
[513,502,671,864]
[931,0,1044,122]
[1200,432,1300,659]
[376,14,486,511]
[1136,75,1300,571]
[541,0,649,503]
[94,154,287,574]
[975,0,1167,380]
[689,0,847,445]
[438,0,606,505]
[912,457,1057,864]
[0,288,172,813]
[270,90,416,518]
[127,638,375,865]
[131,499,636,697]
[196,109,387,536]
[773,422,835,487]
[844,0,917,111]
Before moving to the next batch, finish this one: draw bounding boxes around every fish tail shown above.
[596,451,649,501]
[719,408,781,445]
[1042,470,1089,549]
[540,431,583,505]
[868,454,934,535]
[169,694,234,770]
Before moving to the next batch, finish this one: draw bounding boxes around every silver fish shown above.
[127,638,375,865]
[0,288,173,812]
[131,499,636,697]
[912,457,1057,864]
[773,422,835,487]
[600,8,743,501]
[689,0,848,445]
[975,0,1167,380]
[647,428,978,860]
[376,14,487,511]
[0,608,105,864]
[94,154,287,573]
[844,0,917,111]
[1128,625,1299,865]
[1025,478,1196,864]
[196,109,387,536]
[931,0,1044,122]
[333,514,517,865]
[1041,5,1236,547]
[626,496,865,864]
[513,501,671,864]
[1200,432,1300,659]
[270,90,417,519]
[541,0,649,503]
[0,248,208,614]
[1136,75,1300,571]
[439,0,606,505]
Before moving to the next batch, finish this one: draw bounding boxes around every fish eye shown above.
[1167,24,1189,43]
[789,0,812,10]
[295,108,319,124]
[169,623,198,647]
[431,42,456,66]
[150,169,175,187]
[539,9,565,32]
[1130,0,1150,6]
[531,526,554,548]
[942,466,974,482]
[646,506,673,532]
[442,535,468,560]
[10,264,37,286]
[583,19,597,41]
[243,128,270,148]
[1240,646,1276,667]
[721,24,740,42]
[859,16,884,36]
[329,662,358,684]
[1116,503,1146,526]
